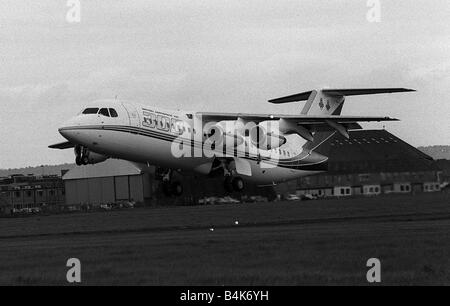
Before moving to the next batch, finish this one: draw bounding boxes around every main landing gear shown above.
[162,181,183,197]
[224,175,245,193]
[211,158,246,193]
[156,167,183,197]
[218,159,245,193]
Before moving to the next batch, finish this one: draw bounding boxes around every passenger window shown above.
[109,108,118,117]
[82,108,99,114]
[99,108,110,117]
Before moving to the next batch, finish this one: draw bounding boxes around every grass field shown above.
[0,192,449,285]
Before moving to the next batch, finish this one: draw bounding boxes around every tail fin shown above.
[269,88,415,116]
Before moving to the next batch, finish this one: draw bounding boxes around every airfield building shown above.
[0,174,65,214]
[62,159,275,208]
[278,130,443,197]
[62,159,154,208]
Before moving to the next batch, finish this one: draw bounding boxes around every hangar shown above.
[62,160,275,208]
[281,130,443,197]
[63,159,154,207]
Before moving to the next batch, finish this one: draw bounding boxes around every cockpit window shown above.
[82,108,99,114]
[109,108,118,117]
[98,108,110,117]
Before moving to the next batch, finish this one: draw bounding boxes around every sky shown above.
[0,0,448,168]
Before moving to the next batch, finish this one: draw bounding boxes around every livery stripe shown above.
[60,125,328,171]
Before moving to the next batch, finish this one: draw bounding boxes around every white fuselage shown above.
[58,100,328,185]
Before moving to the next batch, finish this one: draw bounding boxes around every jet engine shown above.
[204,123,244,148]
[249,125,286,150]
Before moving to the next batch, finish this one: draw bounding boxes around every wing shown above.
[48,141,75,149]
[196,112,398,140]
[197,112,397,122]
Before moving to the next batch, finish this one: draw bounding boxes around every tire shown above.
[232,177,244,192]
[81,155,89,165]
[162,181,172,196]
[75,155,83,166]
[74,145,82,156]
[171,182,183,196]
[224,176,233,193]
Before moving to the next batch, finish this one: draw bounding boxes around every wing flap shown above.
[197,112,398,123]
[196,112,392,141]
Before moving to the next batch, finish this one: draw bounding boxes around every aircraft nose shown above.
[58,126,76,142]
[58,117,80,141]
[58,126,70,138]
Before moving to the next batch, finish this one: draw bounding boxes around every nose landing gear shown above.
[75,145,83,165]
[74,145,90,166]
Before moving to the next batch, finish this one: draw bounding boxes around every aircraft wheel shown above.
[75,155,83,166]
[171,182,183,196]
[162,181,172,196]
[224,176,233,193]
[81,155,89,165]
[232,176,245,192]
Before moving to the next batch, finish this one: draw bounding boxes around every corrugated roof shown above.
[63,159,143,180]
[314,130,440,174]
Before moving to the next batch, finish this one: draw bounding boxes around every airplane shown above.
[49,88,415,196]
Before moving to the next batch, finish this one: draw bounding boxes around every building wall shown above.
[129,175,144,202]
[289,169,442,198]
[114,176,129,201]
[100,177,115,203]
[65,174,146,206]
[0,185,65,213]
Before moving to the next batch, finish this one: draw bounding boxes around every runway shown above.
[1,192,449,285]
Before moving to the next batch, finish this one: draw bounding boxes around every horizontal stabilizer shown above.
[269,88,415,104]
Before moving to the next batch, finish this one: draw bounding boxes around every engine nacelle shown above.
[85,151,108,164]
[249,125,286,150]
[204,122,244,148]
